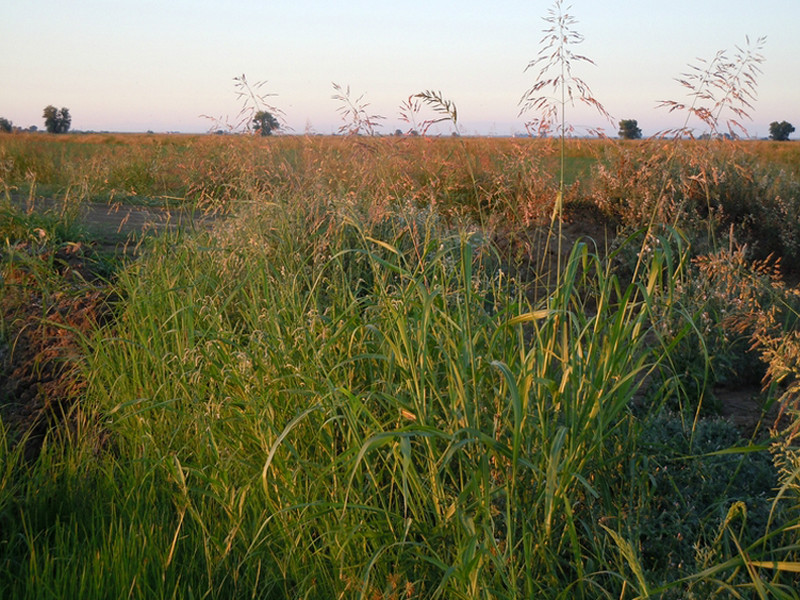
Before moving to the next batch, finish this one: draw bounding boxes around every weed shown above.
[519,0,611,140]
[414,90,461,137]
[518,0,611,289]
[331,82,385,136]
[202,73,288,134]
[638,412,778,580]
[1,7,800,594]
[658,36,767,139]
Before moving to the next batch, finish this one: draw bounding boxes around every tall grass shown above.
[1,171,791,597]
[61,192,667,597]
[3,12,800,592]
[3,130,800,599]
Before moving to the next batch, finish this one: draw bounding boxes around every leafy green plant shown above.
[638,413,777,576]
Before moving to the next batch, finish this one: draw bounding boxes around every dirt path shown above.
[1,196,215,458]
[84,203,206,234]
[9,195,214,244]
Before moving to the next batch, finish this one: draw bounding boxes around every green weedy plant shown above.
[636,412,779,582]
[67,176,703,598]
[0,193,91,322]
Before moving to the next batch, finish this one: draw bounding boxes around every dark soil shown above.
[1,198,206,459]
[0,245,118,460]
[11,195,212,250]
[716,384,783,439]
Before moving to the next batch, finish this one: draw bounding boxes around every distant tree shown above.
[0,117,12,133]
[769,121,795,141]
[43,105,71,133]
[252,110,279,136]
[618,119,642,140]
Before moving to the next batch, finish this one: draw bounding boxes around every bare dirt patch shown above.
[0,246,117,460]
[11,195,212,244]
[716,385,778,439]
[1,197,216,459]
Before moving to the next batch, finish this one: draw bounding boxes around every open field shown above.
[2,132,800,598]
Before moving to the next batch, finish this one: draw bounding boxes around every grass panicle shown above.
[331,83,386,136]
[658,36,767,139]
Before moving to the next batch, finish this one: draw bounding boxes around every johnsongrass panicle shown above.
[519,0,611,140]
[657,35,767,139]
[519,0,612,293]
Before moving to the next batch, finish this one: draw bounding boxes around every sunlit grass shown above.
[1,131,800,598]
[73,193,665,597]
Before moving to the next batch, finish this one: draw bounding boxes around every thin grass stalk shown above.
[519,0,610,297]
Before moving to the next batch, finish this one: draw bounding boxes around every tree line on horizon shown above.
[0,107,796,140]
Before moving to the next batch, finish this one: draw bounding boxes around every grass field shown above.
[2,132,800,598]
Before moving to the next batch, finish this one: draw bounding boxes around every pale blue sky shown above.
[2,0,798,137]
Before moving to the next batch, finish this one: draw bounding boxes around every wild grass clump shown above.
[1,197,84,249]
[3,121,800,599]
[4,184,688,597]
[0,194,93,319]
[591,139,800,269]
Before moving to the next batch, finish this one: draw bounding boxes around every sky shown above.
[2,0,799,138]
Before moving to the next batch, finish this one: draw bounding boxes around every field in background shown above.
[2,132,800,598]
